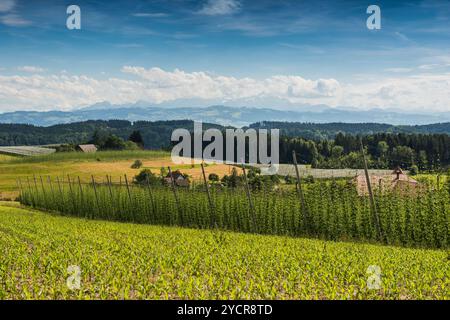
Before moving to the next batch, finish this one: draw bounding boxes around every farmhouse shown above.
[76,144,98,153]
[164,170,190,187]
[354,167,418,195]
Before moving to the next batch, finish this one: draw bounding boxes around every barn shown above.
[164,170,190,187]
[354,167,418,195]
[76,144,98,153]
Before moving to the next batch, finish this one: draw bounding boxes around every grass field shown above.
[0,154,16,162]
[0,151,232,200]
[0,202,448,300]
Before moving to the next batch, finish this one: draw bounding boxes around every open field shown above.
[0,151,232,200]
[0,202,448,300]
[0,154,15,162]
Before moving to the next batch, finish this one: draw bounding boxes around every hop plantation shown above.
[19,174,449,249]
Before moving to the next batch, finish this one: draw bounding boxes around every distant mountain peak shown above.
[1,103,449,127]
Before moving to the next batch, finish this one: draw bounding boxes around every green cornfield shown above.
[0,203,448,299]
[18,176,449,249]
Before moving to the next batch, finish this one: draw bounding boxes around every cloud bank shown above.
[0,66,449,112]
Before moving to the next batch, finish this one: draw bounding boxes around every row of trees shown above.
[56,130,145,152]
[89,130,144,150]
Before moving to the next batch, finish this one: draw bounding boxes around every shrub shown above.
[55,144,76,153]
[208,173,219,182]
[284,175,296,184]
[410,165,419,176]
[131,160,143,169]
[133,169,161,185]
[124,141,140,150]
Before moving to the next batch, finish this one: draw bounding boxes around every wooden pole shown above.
[66,175,75,214]
[360,138,382,240]
[201,163,216,228]
[33,175,39,195]
[56,176,63,194]
[91,175,100,216]
[292,151,309,229]
[77,176,84,217]
[27,177,35,206]
[47,176,56,205]
[106,175,115,219]
[168,166,183,225]
[124,174,132,202]
[56,176,64,210]
[106,175,114,202]
[145,175,155,216]
[124,174,135,221]
[241,165,257,233]
[39,175,47,202]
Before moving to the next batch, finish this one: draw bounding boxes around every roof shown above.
[164,170,190,186]
[166,170,186,180]
[77,144,97,153]
[354,171,418,195]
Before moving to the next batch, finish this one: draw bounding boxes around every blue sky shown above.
[0,0,450,112]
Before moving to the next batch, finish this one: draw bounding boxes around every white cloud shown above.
[384,68,412,73]
[198,0,241,16]
[132,12,168,18]
[0,0,15,12]
[0,14,31,26]
[0,67,449,113]
[18,66,45,73]
[341,74,450,111]
[418,64,440,70]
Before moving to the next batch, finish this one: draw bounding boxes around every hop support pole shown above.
[201,162,216,228]
[168,166,183,225]
[292,151,309,231]
[360,138,383,241]
[241,164,258,233]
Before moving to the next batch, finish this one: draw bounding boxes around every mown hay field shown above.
[0,150,231,199]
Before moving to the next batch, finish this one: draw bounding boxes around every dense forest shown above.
[279,133,450,171]
[1,120,449,171]
[250,121,450,140]
[2,120,450,147]
[0,120,223,149]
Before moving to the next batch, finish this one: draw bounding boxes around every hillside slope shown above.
[0,203,448,299]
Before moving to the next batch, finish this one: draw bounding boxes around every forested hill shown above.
[0,120,224,149]
[1,120,450,148]
[249,121,450,139]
